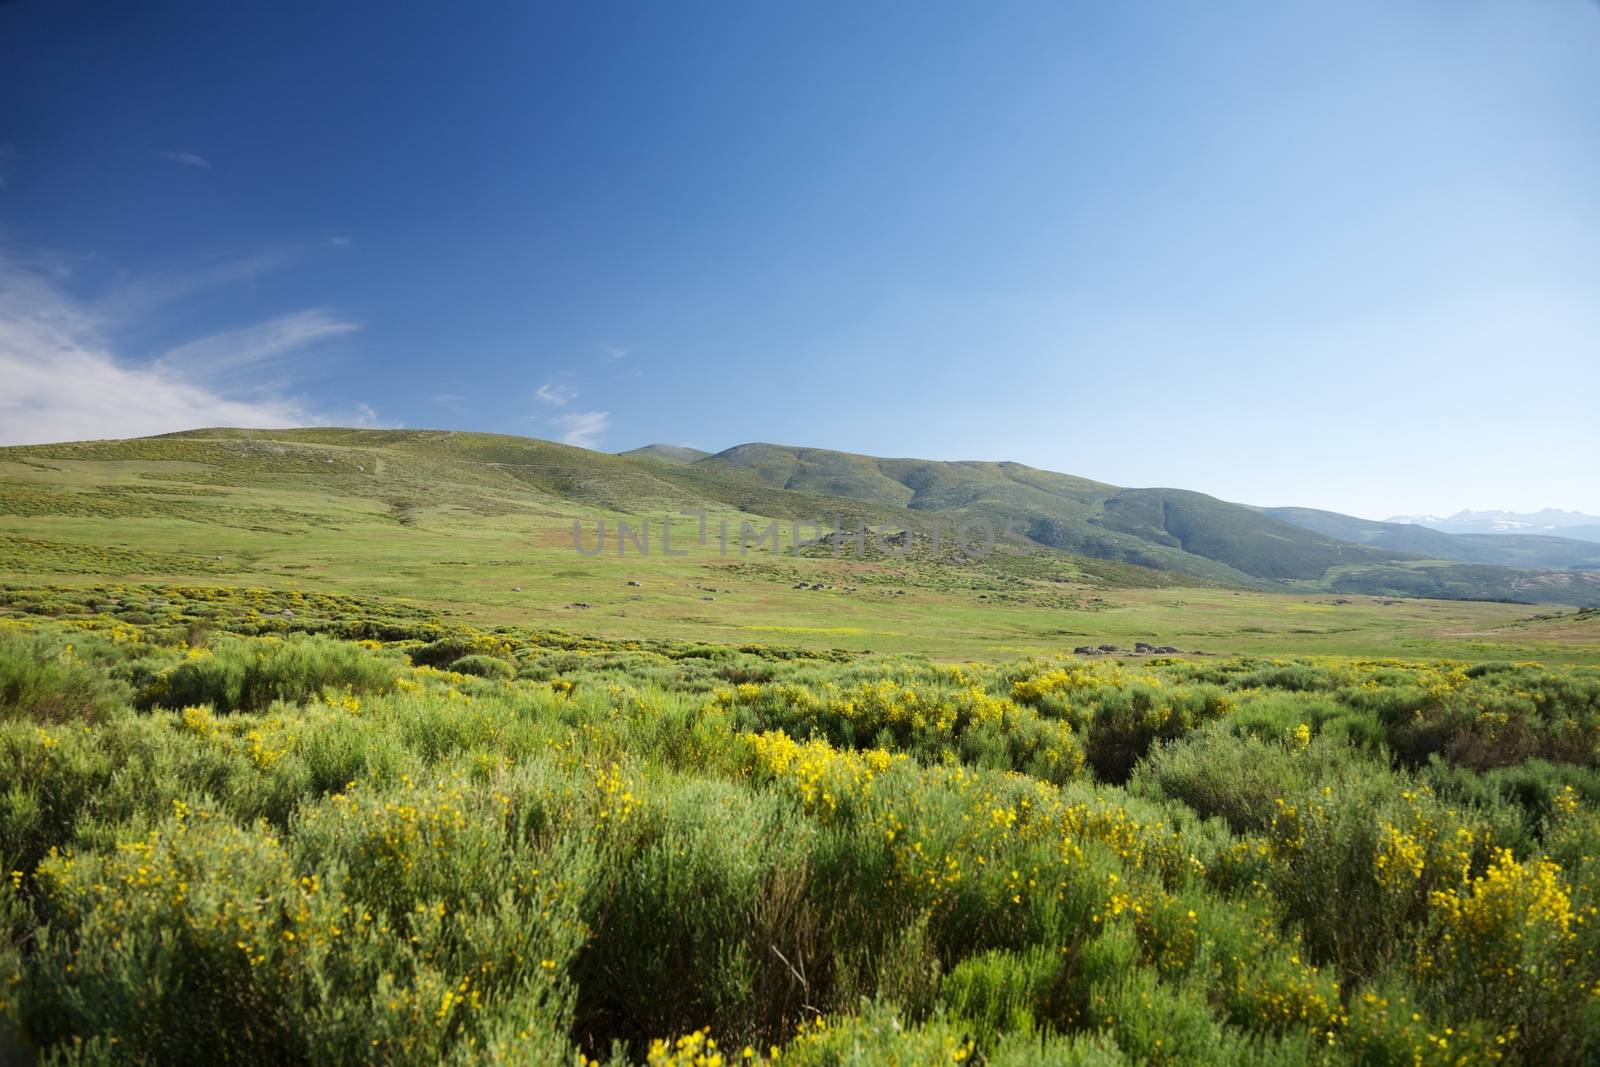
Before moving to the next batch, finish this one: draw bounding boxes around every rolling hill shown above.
[619,443,712,465]
[3,427,1600,608]
[694,443,1374,585]
[683,442,1600,603]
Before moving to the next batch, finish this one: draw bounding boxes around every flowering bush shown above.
[0,605,1599,1063]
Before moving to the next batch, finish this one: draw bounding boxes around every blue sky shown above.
[1,1,1596,519]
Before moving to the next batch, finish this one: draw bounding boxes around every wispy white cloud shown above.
[600,344,629,361]
[0,253,378,445]
[155,150,212,170]
[155,309,360,391]
[535,382,576,406]
[90,247,305,326]
[431,392,467,413]
[552,411,610,449]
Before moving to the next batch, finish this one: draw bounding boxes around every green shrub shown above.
[16,808,583,1064]
[407,632,511,668]
[721,675,1086,784]
[571,775,814,1051]
[449,653,515,679]
[1080,682,1232,784]
[143,634,401,713]
[988,1031,1132,1067]
[0,633,124,724]
[941,944,1072,1046]
[4,611,1600,1063]
[1132,726,1362,835]
[1251,774,1498,981]
[1410,845,1600,1061]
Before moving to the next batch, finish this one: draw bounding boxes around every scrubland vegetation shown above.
[4,586,1600,1063]
[6,431,1600,667]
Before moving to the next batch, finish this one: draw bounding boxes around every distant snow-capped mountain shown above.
[1386,509,1600,543]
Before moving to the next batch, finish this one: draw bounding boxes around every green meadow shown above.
[3,431,1600,1064]
[1,434,1596,664]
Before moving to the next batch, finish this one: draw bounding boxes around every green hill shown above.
[697,444,1396,585]
[619,443,712,465]
[4,427,1599,608]
[690,443,1600,605]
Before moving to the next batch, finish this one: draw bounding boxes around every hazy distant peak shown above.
[1385,509,1600,542]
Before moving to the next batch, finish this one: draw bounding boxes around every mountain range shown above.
[623,439,1600,605]
[4,428,1598,608]
[1386,509,1600,543]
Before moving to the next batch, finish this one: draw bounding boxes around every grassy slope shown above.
[704,444,1325,584]
[1,428,1597,661]
[701,443,1600,602]
[11,436,1600,1067]
[619,443,712,465]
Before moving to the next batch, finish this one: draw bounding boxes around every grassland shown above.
[1,432,1597,663]
[5,429,1600,1065]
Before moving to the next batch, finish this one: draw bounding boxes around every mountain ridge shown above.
[1265,507,1600,571]
[630,438,1600,604]
[5,427,1600,606]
